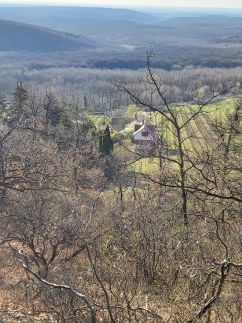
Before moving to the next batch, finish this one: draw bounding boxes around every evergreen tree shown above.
[0,89,6,115]
[49,105,62,127]
[99,125,113,155]
[12,81,28,119]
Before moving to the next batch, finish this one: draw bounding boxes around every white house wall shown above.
[133,131,154,142]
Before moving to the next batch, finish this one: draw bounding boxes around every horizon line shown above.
[0,3,242,10]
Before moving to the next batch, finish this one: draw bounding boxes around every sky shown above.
[1,0,242,8]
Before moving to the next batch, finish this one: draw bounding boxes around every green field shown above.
[150,97,240,152]
[129,97,241,176]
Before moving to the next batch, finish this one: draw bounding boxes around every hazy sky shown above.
[1,0,242,8]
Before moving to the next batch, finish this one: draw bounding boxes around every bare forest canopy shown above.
[0,62,241,112]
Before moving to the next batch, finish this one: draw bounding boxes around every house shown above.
[133,120,158,146]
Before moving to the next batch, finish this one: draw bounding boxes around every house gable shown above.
[133,121,158,145]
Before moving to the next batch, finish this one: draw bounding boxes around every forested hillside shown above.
[0,19,94,52]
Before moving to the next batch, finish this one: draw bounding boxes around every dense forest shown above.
[0,63,242,111]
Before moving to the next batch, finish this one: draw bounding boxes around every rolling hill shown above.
[1,6,242,48]
[0,6,156,31]
[0,19,95,52]
[0,6,242,69]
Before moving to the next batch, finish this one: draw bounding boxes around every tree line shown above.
[0,63,242,112]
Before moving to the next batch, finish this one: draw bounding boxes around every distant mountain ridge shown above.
[0,19,95,52]
[0,6,156,26]
[0,6,242,69]
[0,6,157,48]
[159,15,242,26]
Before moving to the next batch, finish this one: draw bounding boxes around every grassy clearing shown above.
[88,114,111,129]
[128,157,160,176]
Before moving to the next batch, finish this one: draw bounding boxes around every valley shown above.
[0,3,241,322]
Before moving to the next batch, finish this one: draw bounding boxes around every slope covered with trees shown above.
[0,19,94,52]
